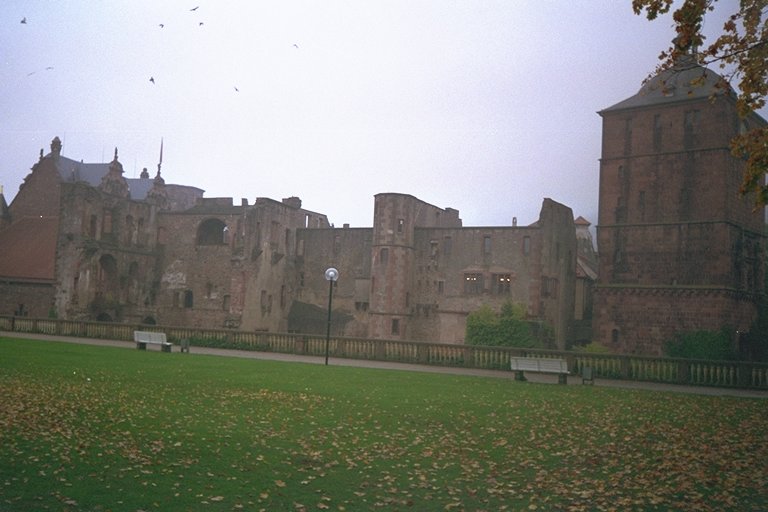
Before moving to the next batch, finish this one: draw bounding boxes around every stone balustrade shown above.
[2,315,767,389]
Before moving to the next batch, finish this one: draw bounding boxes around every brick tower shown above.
[593,56,766,355]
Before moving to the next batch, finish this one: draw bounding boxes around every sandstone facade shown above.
[593,57,766,354]
[0,139,586,348]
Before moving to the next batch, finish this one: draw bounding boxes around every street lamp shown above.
[324,267,339,365]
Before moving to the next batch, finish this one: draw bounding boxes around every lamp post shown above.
[324,267,339,365]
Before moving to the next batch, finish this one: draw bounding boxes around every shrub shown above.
[664,328,737,361]
[466,302,543,348]
[575,342,612,354]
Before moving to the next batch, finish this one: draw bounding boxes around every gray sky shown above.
[0,1,740,228]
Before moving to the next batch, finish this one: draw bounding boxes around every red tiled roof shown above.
[574,216,591,226]
[0,216,58,281]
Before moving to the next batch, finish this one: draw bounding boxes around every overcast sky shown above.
[0,1,741,229]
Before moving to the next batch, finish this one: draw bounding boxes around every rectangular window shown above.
[463,273,484,294]
[443,236,452,256]
[430,240,439,258]
[137,218,145,247]
[684,110,700,149]
[89,215,98,238]
[391,318,400,335]
[270,221,279,249]
[623,118,633,155]
[223,295,230,311]
[380,247,389,265]
[541,277,558,299]
[653,114,662,152]
[102,210,112,235]
[483,235,492,254]
[493,274,511,294]
[184,290,194,308]
[397,218,404,233]
[523,236,531,255]
[437,280,444,295]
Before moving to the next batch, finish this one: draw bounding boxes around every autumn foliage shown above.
[1,338,767,511]
[633,0,768,207]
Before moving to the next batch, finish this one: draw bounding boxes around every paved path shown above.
[3,331,767,399]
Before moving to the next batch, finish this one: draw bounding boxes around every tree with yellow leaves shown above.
[633,0,767,204]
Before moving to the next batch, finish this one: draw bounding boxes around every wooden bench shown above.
[510,357,569,384]
[134,331,172,352]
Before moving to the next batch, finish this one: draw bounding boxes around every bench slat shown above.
[134,331,171,352]
[134,331,168,343]
[510,357,568,374]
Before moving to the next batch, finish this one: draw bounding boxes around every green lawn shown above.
[1,337,766,512]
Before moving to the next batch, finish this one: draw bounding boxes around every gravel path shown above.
[3,331,767,399]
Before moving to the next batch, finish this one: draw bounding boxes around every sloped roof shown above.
[576,255,597,281]
[53,155,109,187]
[574,216,591,226]
[602,56,732,113]
[0,216,58,281]
[126,178,154,200]
[51,154,168,201]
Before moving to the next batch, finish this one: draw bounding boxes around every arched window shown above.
[96,312,113,322]
[196,218,227,246]
[98,254,119,297]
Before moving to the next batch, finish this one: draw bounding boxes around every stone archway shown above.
[196,218,227,246]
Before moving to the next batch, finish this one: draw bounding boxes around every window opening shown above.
[463,273,484,294]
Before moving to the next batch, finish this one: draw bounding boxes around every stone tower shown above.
[368,193,462,339]
[593,56,766,355]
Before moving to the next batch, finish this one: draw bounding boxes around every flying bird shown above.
[26,66,53,76]
[149,77,155,84]
[293,43,299,48]
[190,6,199,11]
[234,86,239,92]
[159,23,164,28]
[20,17,27,24]
[199,21,204,26]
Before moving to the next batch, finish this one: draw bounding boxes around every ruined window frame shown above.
[463,273,484,295]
